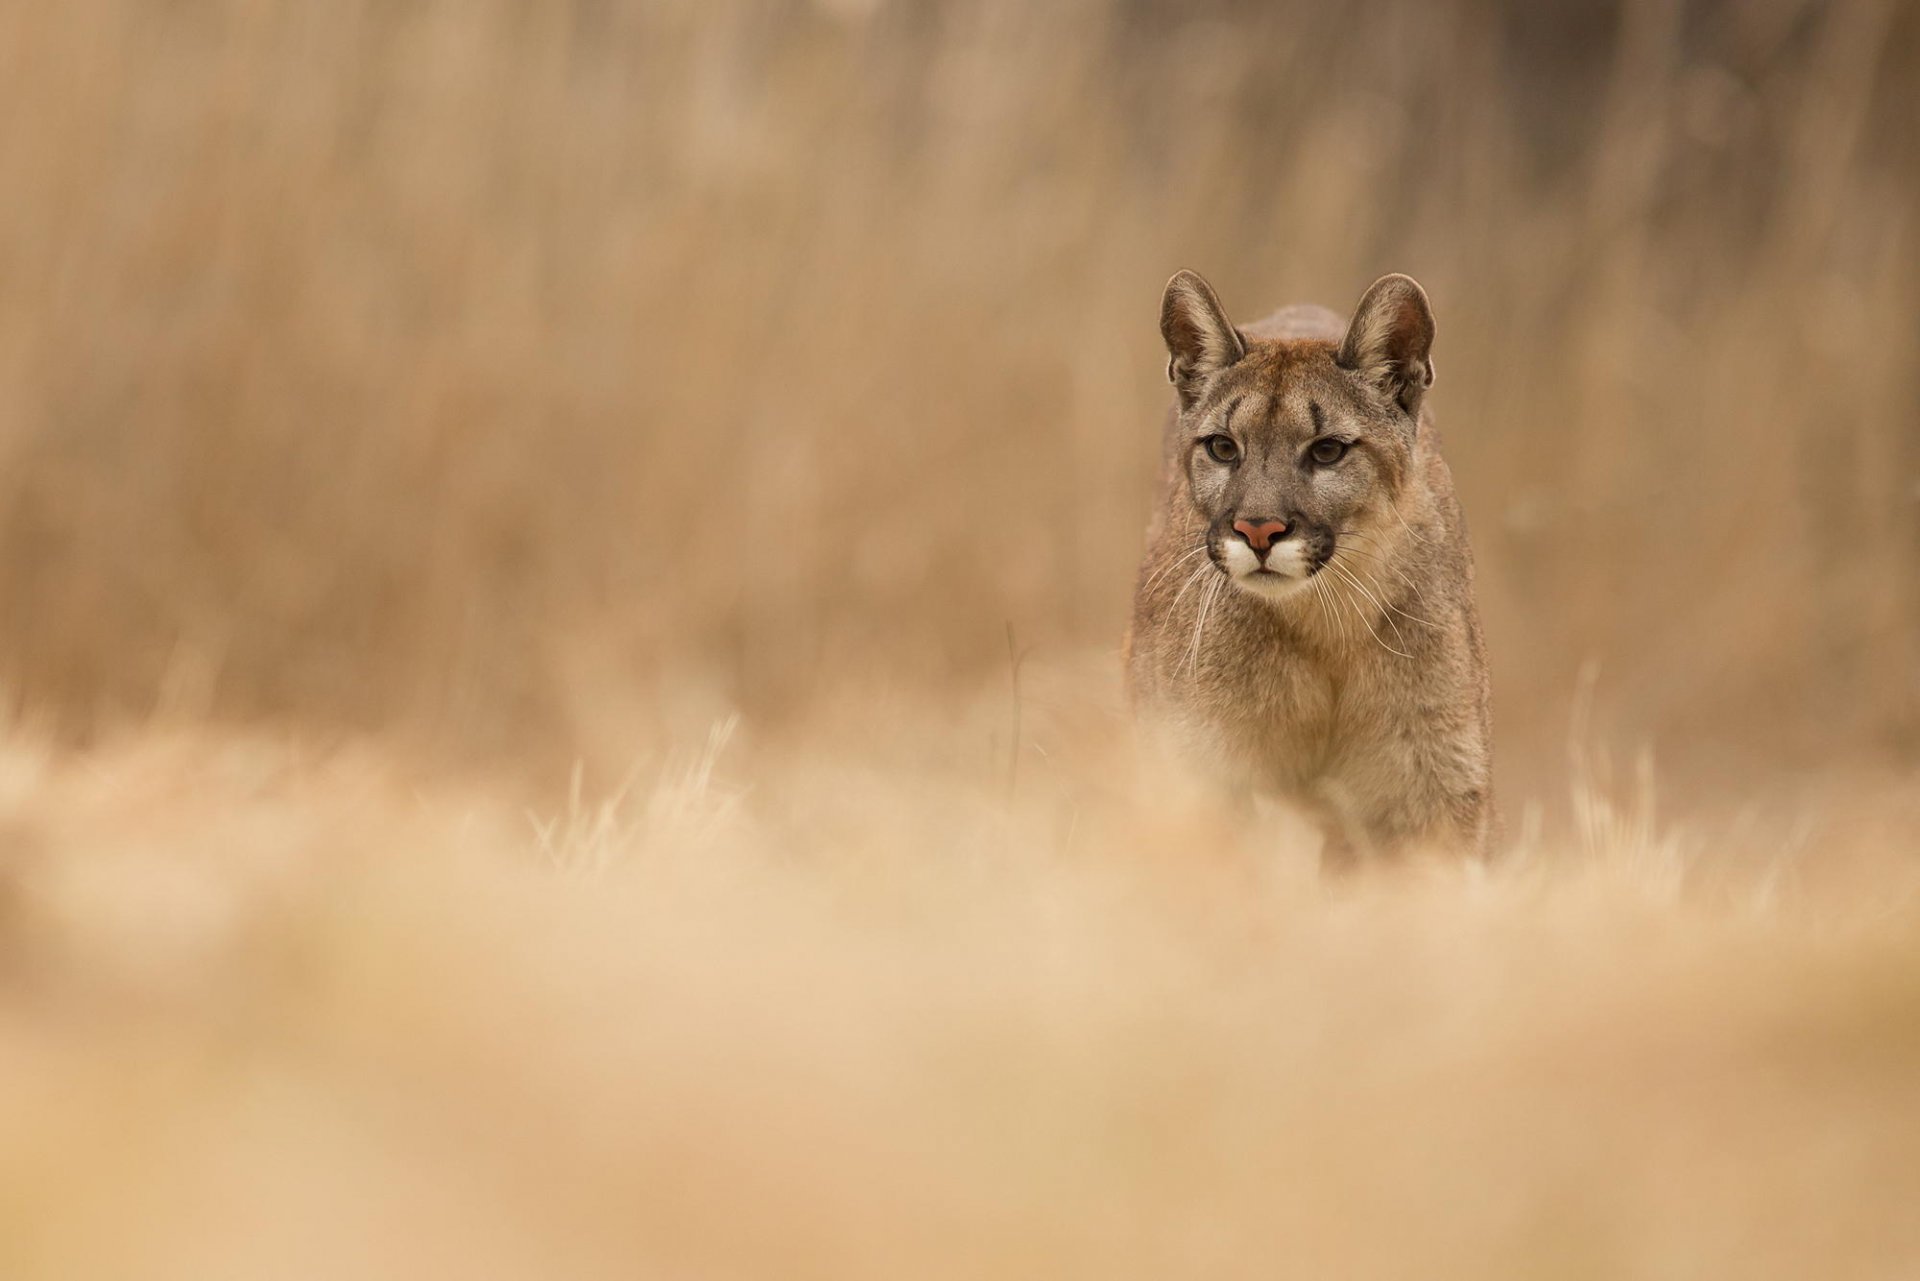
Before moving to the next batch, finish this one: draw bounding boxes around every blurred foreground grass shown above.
[2,712,1919,1278]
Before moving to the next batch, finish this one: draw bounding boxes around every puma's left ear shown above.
[1337,274,1435,416]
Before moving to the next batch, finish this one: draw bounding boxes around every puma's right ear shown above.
[1160,270,1245,408]
[1337,274,1436,416]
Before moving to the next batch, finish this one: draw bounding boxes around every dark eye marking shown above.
[1309,400,1325,432]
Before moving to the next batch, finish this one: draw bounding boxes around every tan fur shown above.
[1126,273,1493,862]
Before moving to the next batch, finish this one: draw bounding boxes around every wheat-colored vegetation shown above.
[0,1,1917,1276]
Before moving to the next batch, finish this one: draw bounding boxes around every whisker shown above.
[1379,594,1443,632]
[1329,558,1411,652]
[1182,577,1204,673]
[1350,553,1444,631]
[1169,560,1211,613]
[1327,559,1413,658]
[1143,543,1209,596]
[1327,569,1376,653]
[1184,573,1224,675]
[1387,496,1437,547]
[1309,571,1345,648]
[1322,566,1352,647]
[1381,600,1442,631]
[1336,551,1444,630]
[1332,535,1441,620]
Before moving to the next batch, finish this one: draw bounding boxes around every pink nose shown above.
[1232,518,1289,552]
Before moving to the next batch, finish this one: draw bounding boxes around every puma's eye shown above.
[1203,435,1241,464]
[1309,438,1349,466]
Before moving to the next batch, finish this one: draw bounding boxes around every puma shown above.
[1125,271,1493,861]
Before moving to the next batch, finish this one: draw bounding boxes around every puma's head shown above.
[1159,270,1435,601]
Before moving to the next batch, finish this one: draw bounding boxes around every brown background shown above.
[2,0,1914,815]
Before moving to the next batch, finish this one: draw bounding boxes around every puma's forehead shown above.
[1196,338,1373,429]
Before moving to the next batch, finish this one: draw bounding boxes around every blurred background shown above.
[2,0,1914,809]
[3,4,1920,1277]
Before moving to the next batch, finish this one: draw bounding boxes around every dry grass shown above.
[0,0,1917,1275]
[3,721,1919,1278]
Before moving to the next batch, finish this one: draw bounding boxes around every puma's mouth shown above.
[1226,555,1313,600]
[1218,535,1313,590]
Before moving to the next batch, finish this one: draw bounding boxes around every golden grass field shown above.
[1,1,1918,1275]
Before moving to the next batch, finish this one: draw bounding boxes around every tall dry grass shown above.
[0,0,1917,1275]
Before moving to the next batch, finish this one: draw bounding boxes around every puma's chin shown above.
[1231,567,1313,600]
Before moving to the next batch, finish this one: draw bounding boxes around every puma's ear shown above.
[1160,270,1246,408]
[1337,274,1435,416]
